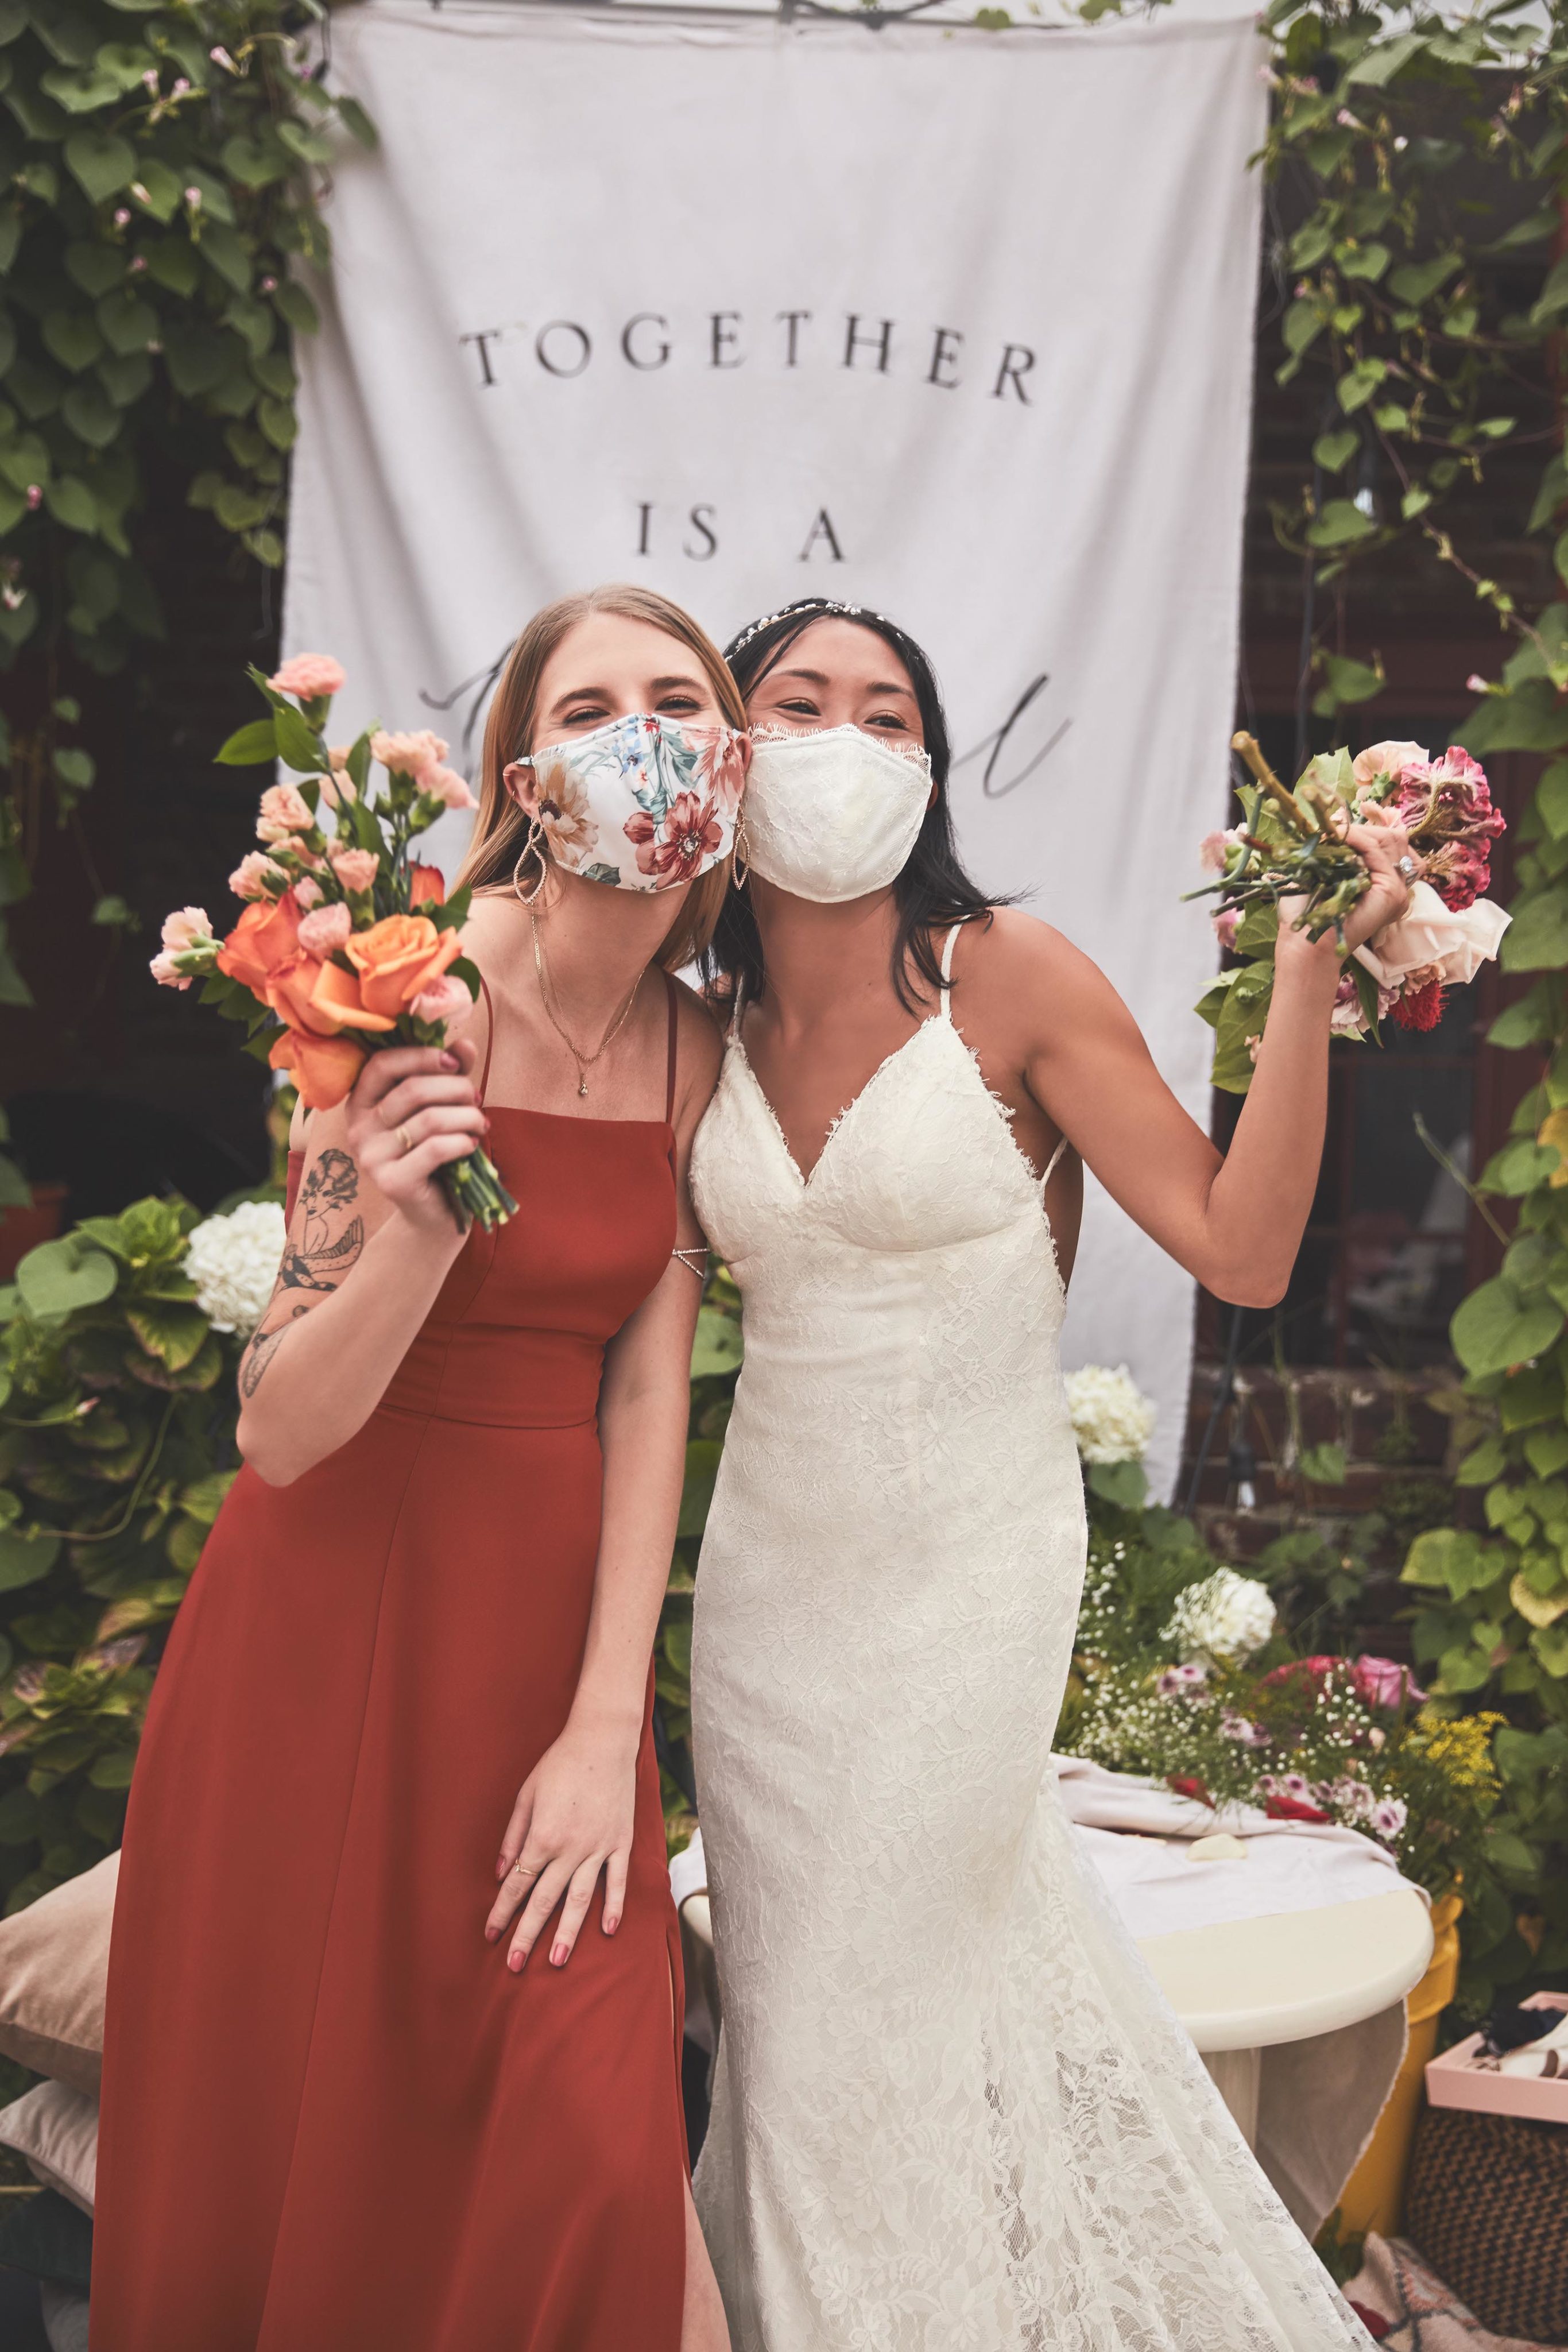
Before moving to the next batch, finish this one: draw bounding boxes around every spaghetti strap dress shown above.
[94,976,688,2352]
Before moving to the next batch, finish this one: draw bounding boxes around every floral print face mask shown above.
[512,714,748,892]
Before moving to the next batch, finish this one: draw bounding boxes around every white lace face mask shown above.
[741,725,932,905]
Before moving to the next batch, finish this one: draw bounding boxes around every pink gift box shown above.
[1426,1992,1568,2125]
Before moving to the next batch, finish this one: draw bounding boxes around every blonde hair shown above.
[455,584,746,973]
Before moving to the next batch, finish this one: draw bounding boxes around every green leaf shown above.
[1298,1441,1347,1486]
[1388,252,1463,307]
[215,718,277,767]
[127,159,181,221]
[199,223,252,296]
[335,96,377,150]
[15,1237,117,1320]
[40,310,103,374]
[273,279,319,337]
[272,702,327,773]
[161,324,230,399]
[89,894,132,927]
[1343,29,1428,84]
[52,747,94,790]
[1531,1621,1568,1675]
[1503,892,1568,973]
[1313,428,1360,475]
[63,130,135,204]
[1307,498,1377,548]
[1524,1423,1568,1478]
[1086,1459,1147,1510]
[125,1302,208,1372]
[1452,1278,1565,1378]
[689,1306,740,1379]
[94,290,156,357]
[1454,1434,1508,1487]
[143,237,198,298]
[60,379,117,449]
[0,1531,59,1593]
[64,241,123,299]
[677,1438,723,1539]
[42,474,96,534]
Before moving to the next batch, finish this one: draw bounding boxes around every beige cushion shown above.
[0,2079,98,2213]
[0,1851,117,2094]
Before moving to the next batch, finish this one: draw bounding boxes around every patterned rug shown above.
[1344,2235,1555,2351]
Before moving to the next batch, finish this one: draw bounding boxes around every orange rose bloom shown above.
[269,1027,365,1111]
[264,950,337,1039]
[308,959,398,1035]
[409,864,445,909]
[216,890,303,995]
[344,915,463,1020]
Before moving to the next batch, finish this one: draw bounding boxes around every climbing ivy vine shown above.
[0,0,367,1008]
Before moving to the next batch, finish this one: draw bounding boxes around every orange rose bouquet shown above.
[152,654,517,1233]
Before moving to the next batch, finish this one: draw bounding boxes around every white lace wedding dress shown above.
[687,928,1373,2352]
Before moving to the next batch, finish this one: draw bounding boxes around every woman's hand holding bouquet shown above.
[152,655,516,1232]
[1192,734,1510,1093]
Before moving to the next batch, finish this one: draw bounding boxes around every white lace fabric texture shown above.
[688,955,1375,2351]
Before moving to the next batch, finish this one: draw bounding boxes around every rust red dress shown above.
[94,983,687,2352]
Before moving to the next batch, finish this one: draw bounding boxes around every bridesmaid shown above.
[94,586,745,2352]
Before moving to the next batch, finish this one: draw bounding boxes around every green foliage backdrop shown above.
[0,0,365,1012]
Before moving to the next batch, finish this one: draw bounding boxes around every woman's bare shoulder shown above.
[956,907,1137,1050]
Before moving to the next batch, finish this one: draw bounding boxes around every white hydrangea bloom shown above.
[1165,1567,1276,1664]
[1063,1364,1156,1464]
[185,1201,286,1334]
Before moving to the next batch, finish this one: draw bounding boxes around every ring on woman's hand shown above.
[1396,854,1416,882]
[395,1124,413,1155]
[513,1859,540,1877]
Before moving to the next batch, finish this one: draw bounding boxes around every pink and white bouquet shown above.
[1193,732,1509,1093]
[152,655,517,1232]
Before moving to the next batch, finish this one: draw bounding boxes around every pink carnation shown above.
[410,972,475,1031]
[269,653,344,701]
[422,764,477,811]
[329,846,380,894]
[1211,907,1239,951]
[160,906,211,952]
[256,782,315,841]
[294,876,324,909]
[297,902,353,956]
[1199,830,1230,875]
[371,728,447,776]
[230,851,287,900]
[149,949,189,990]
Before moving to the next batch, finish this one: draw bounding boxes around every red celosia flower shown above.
[1393,978,1445,1031]
[1264,1793,1331,1824]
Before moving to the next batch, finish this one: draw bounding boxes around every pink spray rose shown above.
[421,764,477,811]
[410,972,475,1030]
[229,851,287,900]
[256,782,315,841]
[370,728,447,776]
[329,845,380,894]
[160,906,211,952]
[269,653,344,701]
[297,902,354,957]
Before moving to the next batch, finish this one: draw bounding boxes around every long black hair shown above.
[702,598,998,1014]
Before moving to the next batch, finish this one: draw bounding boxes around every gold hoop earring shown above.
[512,817,548,908]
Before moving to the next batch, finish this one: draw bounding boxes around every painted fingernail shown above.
[485,1925,497,1941]
[603,1914,620,1935]
[550,1941,568,1967]
[509,1951,524,1972]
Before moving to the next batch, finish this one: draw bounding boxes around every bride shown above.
[686,596,1410,2350]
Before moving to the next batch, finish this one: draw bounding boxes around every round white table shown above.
[1139,1885,1433,2140]
[679,1883,1433,2146]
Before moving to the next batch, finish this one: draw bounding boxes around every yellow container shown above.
[1335,1893,1463,2239]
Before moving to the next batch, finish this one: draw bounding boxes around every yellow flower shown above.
[1537,1105,1568,1187]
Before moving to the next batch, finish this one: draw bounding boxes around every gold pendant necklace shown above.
[529,907,643,1097]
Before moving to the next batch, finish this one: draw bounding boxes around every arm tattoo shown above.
[278,1148,364,1295]
[238,1150,365,1399]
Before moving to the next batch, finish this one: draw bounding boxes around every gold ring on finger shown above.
[514,1859,540,1877]
[396,1124,413,1155]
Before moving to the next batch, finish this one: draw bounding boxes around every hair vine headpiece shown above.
[725,598,899,663]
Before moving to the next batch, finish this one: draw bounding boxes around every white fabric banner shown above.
[285,1,1265,1497]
